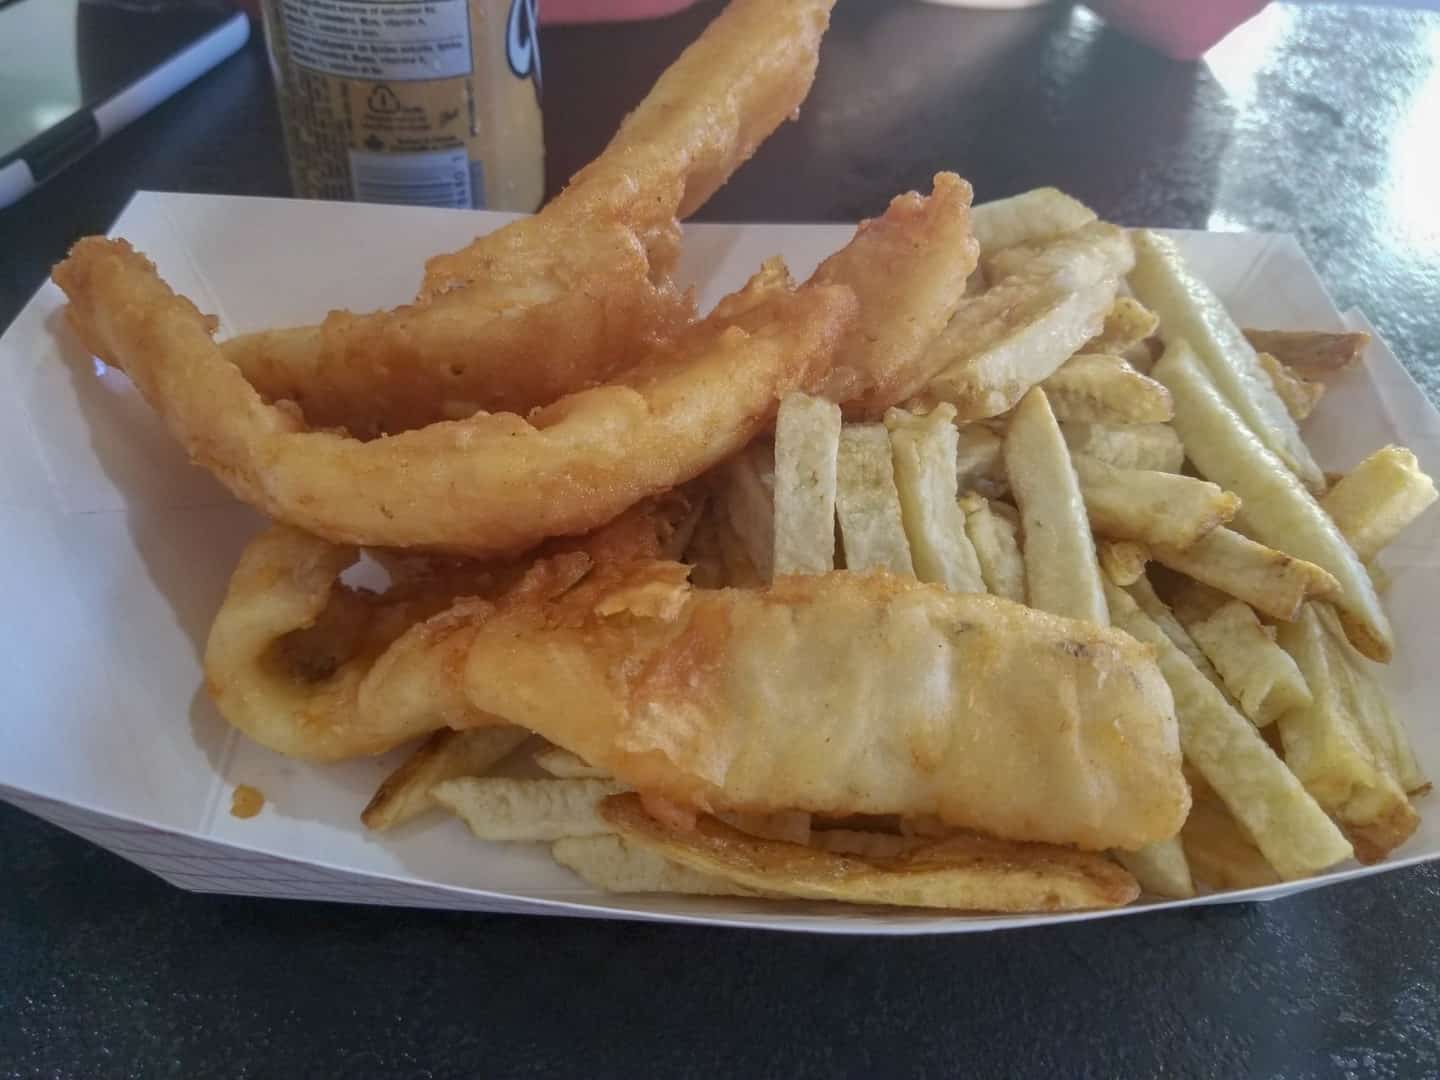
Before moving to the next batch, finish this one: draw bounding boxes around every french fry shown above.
[1042,353,1174,424]
[1060,421,1185,473]
[1114,837,1195,899]
[956,424,1007,497]
[1150,527,1338,623]
[970,186,1097,252]
[1256,351,1325,421]
[1073,454,1239,549]
[1275,606,1418,863]
[1103,579,1353,880]
[1154,339,1392,660]
[682,504,729,588]
[1097,538,1150,587]
[1241,328,1369,376]
[534,744,613,780]
[1131,231,1325,491]
[714,512,765,587]
[361,727,530,831]
[1083,296,1160,356]
[885,405,986,592]
[1181,788,1281,891]
[723,440,776,582]
[1124,573,1224,688]
[433,777,626,841]
[772,392,842,577]
[835,424,915,575]
[1321,446,1437,562]
[1005,388,1108,624]
[602,794,1140,912]
[959,492,1026,602]
[1171,588,1313,727]
[552,834,766,897]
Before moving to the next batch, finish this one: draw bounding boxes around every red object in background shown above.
[1083,0,1270,61]
[541,0,700,23]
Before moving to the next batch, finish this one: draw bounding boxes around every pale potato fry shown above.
[534,744,613,780]
[959,492,1026,602]
[1061,421,1185,473]
[835,424,915,575]
[772,392,842,577]
[361,727,530,831]
[1083,296,1160,356]
[1097,538,1150,588]
[1131,231,1325,491]
[1151,526,1338,623]
[1073,454,1239,549]
[724,440,776,582]
[714,511,765,587]
[1124,573,1224,688]
[433,777,626,841]
[602,794,1140,912]
[552,834,766,897]
[1042,353,1174,424]
[1005,388,1108,624]
[1173,593,1313,727]
[1257,351,1325,421]
[956,424,1008,498]
[1114,837,1195,899]
[885,405,985,592]
[1321,446,1437,562]
[1275,606,1418,863]
[1241,328,1369,376]
[970,186,1097,252]
[1103,579,1353,880]
[1182,789,1281,891]
[1154,340,1392,660]
[717,810,813,845]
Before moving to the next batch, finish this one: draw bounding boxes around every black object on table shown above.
[2,3,1438,1075]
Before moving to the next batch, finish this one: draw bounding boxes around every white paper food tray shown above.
[1,192,1436,935]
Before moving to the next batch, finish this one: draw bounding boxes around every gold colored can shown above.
[260,0,544,211]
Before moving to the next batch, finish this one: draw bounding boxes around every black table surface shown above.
[3,2,1438,1075]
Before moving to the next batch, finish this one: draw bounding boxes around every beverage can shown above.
[260,0,544,211]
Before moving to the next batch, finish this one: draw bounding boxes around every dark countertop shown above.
[2,2,1437,1075]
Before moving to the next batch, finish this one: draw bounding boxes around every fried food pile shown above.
[52,0,1433,916]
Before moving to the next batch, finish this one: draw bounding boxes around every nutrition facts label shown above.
[279,0,474,82]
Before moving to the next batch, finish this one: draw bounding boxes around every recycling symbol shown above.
[368,85,401,113]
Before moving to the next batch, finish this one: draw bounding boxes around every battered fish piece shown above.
[55,239,855,555]
[456,563,1191,852]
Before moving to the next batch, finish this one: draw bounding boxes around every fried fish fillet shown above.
[55,239,855,555]
[455,563,1190,852]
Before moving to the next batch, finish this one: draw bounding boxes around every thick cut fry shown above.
[534,745,613,780]
[1241,328,1369,376]
[811,174,980,414]
[1275,606,1418,863]
[1097,538,1150,587]
[1154,340,1392,660]
[885,405,985,592]
[603,795,1140,913]
[1125,574,1223,687]
[835,425,915,576]
[1131,231,1325,491]
[771,393,841,577]
[724,440,777,582]
[1073,454,1239,549]
[1182,789,1281,891]
[1257,351,1325,421]
[1114,838,1195,899]
[1103,579,1353,880]
[1321,446,1437,562]
[552,834,766,897]
[56,240,856,556]
[1041,353,1174,424]
[361,727,530,830]
[959,493,1026,602]
[460,564,1189,852]
[1150,527,1339,623]
[1005,389,1108,625]
[1060,421,1185,473]
[917,223,1132,419]
[955,424,1008,497]
[969,187,1097,253]
[433,778,628,842]
[1173,593,1312,727]
[1083,296,1160,356]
